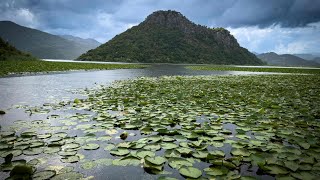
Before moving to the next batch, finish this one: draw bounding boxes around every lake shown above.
[0,65,295,180]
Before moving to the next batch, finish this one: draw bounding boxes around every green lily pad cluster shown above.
[1,74,320,179]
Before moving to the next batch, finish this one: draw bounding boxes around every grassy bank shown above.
[0,60,147,77]
[187,65,320,74]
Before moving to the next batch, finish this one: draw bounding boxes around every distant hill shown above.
[0,37,37,61]
[78,10,263,65]
[258,52,320,67]
[293,54,316,60]
[313,57,320,64]
[59,35,101,49]
[0,21,100,59]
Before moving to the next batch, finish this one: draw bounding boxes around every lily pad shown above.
[83,143,99,150]
[51,172,83,180]
[137,150,155,159]
[23,148,43,155]
[179,166,202,179]
[161,142,178,150]
[60,155,80,163]
[81,161,97,170]
[33,170,56,180]
[168,157,193,169]
[110,148,130,156]
[204,167,226,176]
[145,156,166,165]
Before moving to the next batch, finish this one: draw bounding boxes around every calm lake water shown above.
[0,64,277,109]
[0,65,276,180]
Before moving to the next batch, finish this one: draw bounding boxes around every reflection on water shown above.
[0,64,276,109]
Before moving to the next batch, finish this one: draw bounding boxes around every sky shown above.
[0,0,320,54]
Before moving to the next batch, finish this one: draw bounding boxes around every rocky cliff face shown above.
[78,10,262,65]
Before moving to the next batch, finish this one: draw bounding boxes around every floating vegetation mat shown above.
[0,60,147,77]
[1,75,320,179]
[187,65,320,74]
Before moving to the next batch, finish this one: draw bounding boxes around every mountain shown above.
[294,54,316,60]
[0,37,37,61]
[313,57,320,64]
[0,21,99,59]
[78,10,263,65]
[59,35,101,49]
[258,52,320,67]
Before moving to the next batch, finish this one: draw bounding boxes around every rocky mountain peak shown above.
[143,10,195,29]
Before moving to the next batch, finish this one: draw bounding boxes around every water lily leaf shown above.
[51,172,83,180]
[265,165,289,175]
[21,131,37,138]
[298,164,312,171]
[83,143,99,150]
[33,170,56,180]
[137,150,155,159]
[208,150,225,158]
[297,142,310,150]
[158,176,178,180]
[161,143,178,150]
[143,143,161,151]
[162,137,175,142]
[291,171,316,179]
[179,166,202,179]
[58,150,77,156]
[1,149,22,158]
[110,148,130,156]
[143,159,164,173]
[147,135,162,143]
[60,155,79,163]
[97,136,112,141]
[104,144,115,151]
[106,129,118,135]
[0,131,15,137]
[176,147,192,155]
[284,161,299,171]
[81,161,97,170]
[211,142,224,148]
[212,137,225,141]
[28,159,40,166]
[231,148,251,157]
[37,133,52,139]
[113,156,140,166]
[249,153,265,166]
[168,157,193,169]
[145,156,166,165]
[23,148,43,155]
[44,147,61,154]
[192,151,208,159]
[204,167,226,176]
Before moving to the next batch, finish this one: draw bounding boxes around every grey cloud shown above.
[0,0,319,50]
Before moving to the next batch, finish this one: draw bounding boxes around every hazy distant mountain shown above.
[0,37,37,61]
[0,21,99,59]
[313,57,320,64]
[59,35,101,48]
[258,52,320,67]
[78,10,263,65]
[293,54,317,60]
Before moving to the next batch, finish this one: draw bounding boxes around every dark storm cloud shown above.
[213,0,320,28]
[1,0,320,29]
[0,0,319,53]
